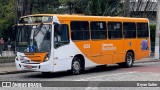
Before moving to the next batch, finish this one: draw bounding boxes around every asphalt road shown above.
[0,60,160,90]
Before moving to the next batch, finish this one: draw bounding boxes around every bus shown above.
[15,14,150,75]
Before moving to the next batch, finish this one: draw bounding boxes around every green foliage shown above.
[150,24,156,52]
[150,24,156,31]
[0,0,16,38]
[150,24,156,42]
[31,0,60,14]
[68,0,123,16]
[84,0,123,16]
[0,0,124,39]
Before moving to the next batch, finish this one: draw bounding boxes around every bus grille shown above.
[20,56,40,64]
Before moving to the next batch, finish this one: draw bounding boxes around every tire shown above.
[71,57,82,75]
[118,52,134,68]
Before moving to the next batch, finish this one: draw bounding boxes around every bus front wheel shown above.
[71,57,82,75]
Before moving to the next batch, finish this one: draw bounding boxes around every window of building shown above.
[137,23,149,38]
[71,21,90,40]
[108,22,122,39]
[90,21,107,40]
[123,22,136,38]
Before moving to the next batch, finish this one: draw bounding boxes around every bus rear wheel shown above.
[71,57,82,75]
[118,52,134,68]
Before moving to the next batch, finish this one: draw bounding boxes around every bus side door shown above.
[90,21,113,64]
[108,22,125,63]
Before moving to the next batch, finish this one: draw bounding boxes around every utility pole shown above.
[155,0,160,59]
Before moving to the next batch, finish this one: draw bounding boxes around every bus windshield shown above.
[16,24,52,53]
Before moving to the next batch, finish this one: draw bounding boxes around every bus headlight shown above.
[44,52,50,62]
[45,57,49,61]
[44,54,50,62]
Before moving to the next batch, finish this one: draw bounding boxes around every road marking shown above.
[75,72,136,81]
[85,87,98,90]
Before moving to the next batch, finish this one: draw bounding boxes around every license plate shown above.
[25,65,32,69]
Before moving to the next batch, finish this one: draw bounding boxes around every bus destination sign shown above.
[19,16,53,24]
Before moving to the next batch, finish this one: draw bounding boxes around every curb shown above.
[135,60,160,63]
[135,57,160,63]
[0,70,31,75]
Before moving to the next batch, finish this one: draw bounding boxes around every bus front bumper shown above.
[15,60,53,72]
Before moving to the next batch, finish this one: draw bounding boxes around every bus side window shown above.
[59,24,69,41]
[71,21,90,41]
[108,22,122,39]
[123,22,136,38]
[54,24,69,48]
[90,21,107,40]
[137,23,149,38]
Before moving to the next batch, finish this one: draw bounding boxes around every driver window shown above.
[54,24,69,48]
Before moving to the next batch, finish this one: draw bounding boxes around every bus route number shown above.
[84,44,90,49]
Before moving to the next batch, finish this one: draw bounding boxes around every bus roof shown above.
[21,14,149,23]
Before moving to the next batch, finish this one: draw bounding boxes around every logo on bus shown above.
[83,44,90,48]
[141,39,148,50]
[102,43,116,51]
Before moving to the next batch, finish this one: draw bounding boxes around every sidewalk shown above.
[134,57,159,63]
[0,57,159,75]
[0,62,23,75]
[0,61,28,75]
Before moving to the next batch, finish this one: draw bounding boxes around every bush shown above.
[150,24,156,52]
[150,24,156,42]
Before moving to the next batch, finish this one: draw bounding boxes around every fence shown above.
[0,43,15,57]
[0,43,15,62]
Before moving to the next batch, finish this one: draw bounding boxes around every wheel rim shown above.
[127,54,132,66]
[73,61,80,73]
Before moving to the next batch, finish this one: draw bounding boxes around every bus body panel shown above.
[135,38,150,60]
[108,40,125,64]
[53,40,97,72]
[15,52,54,72]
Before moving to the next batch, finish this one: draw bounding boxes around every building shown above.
[130,0,157,24]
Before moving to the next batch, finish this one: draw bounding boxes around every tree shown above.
[31,0,60,14]
[16,0,32,18]
[0,0,132,39]
[124,0,130,16]
[62,0,123,16]
[0,0,16,38]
